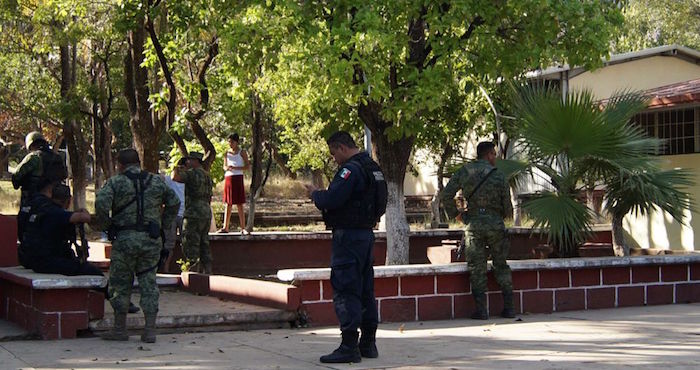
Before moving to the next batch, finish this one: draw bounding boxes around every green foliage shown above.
[615,0,700,52]
[507,85,694,256]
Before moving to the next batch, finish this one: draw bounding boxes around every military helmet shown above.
[188,152,204,162]
[25,131,46,150]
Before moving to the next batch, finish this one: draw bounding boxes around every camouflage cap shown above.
[188,152,204,161]
[25,131,46,150]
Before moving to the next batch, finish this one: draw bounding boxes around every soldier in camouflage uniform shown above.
[439,141,515,320]
[12,131,51,207]
[95,149,180,343]
[173,152,214,274]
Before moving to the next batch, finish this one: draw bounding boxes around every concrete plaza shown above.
[1,303,698,370]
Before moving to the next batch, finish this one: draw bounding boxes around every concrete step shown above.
[90,288,297,334]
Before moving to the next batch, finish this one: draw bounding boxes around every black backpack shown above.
[38,148,68,185]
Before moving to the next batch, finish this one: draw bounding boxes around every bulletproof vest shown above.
[111,170,156,234]
[18,195,62,266]
[323,154,387,229]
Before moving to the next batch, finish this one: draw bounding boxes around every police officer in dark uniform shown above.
[305,131,386,364]
[18,181,98,275]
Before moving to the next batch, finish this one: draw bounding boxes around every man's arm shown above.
[172,165,188,183]
[11,155,39,189]
[94,181,115,230]
[310,165,360,210]
[439,167,465,220]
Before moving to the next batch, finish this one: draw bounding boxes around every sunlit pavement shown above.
[1,303,698,370]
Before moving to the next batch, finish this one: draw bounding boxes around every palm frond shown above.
[522,192,593,254]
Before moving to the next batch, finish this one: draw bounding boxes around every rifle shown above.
[76,224,89,263]
[456,232,466,261]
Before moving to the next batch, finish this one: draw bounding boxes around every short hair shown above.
[476,141,496,159]
[52,184,71,203]
[326,131,357,149]
[117,148,140,166]
[176,157,187,166]
[228,133,240,142]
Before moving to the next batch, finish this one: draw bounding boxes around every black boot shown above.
[501,290,516,318]
[141,313,157,343]
[471,293,489,320]
[319,330,362,363]
[101,312,129,341]
[128,302,140,314]
[359,326,378,358]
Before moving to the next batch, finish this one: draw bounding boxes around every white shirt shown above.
[225,151,245,177]
[164,175,185,217]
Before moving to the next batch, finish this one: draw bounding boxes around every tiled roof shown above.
[644,78,700,108]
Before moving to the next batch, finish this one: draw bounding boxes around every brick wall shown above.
[280,256,700,326]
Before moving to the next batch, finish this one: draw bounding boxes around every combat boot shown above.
[501,289,516,318]
[141,313,157,343]
[471,293,489,320]
[203,261,213,275]
[101,312,129,341]
[359,326,378,358]
[319,330,362,363]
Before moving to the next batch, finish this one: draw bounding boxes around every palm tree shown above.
[503,85,694,257]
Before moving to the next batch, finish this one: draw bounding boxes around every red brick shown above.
[587,287,615,309]
[571,269,600,287]
[34,311,59,340]
[676,283,700,303]
[617,286,645,307]
[691,263,700,281]
[632,266,659,283]
[661,265,688,282]
[512,271,538,290]
[8,284,31,306]
[522,291,553,314]
[400,276,434,296]
[555,289,585,311]
[437,274,469,294]
[374,278,398,297]
[454,295,475,318]
[32,289,87,312]
[602,267,630,285]
[380,298,416,322]
[322,280,333,300]
[539,270,569,288]
[418,296,452,321]
[60,312,88,339]
[87,290,105,320]
[301,281,321,302]
[8,299,29,329]
[647,285,673,305]
[302,302,337,326]
[488,291,522,316]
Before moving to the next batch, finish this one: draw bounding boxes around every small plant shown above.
[176,258,191,273]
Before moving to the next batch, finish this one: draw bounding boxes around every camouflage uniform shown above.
[440,159,513,300]
[95,165,180,315]
[12,151,44,207]
[178,166,213,270]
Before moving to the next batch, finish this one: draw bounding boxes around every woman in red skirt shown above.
[220,133,250,234]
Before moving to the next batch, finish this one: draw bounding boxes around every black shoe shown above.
[501,308,516,318]
[471,309,489,320]
[319,344,362,363]
[128,302,140,314]
[359,342,378,358]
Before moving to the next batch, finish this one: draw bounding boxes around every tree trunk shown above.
[0,144,9,177]
[269,142,296,179]
[124,18,163,172]
[60,43,88,209]
[246,93,264,232]
[511,186,521,226]
[612,213,628,256]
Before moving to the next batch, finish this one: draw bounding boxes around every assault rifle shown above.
[76,224,90,263]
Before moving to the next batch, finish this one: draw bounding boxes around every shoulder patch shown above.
[339,168,351,180]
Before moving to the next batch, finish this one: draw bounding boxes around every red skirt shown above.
[223,175,246,204]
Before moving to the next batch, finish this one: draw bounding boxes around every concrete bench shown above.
[0,266,107,339]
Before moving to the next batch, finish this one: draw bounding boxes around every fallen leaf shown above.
[398,324,405,333]
[218,348,224,353]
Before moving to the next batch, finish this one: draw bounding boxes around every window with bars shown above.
[632,106,699,155]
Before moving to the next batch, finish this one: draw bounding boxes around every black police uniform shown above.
[311,151,379,347]
[19,193,103,277]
